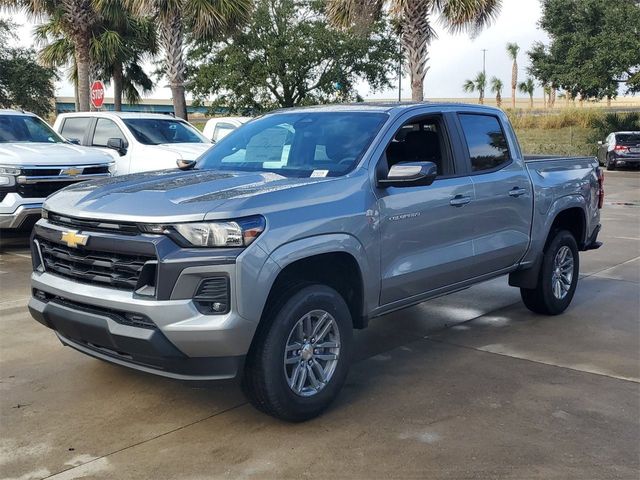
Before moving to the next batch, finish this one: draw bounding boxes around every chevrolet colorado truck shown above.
[0,110,114,230]
[28,103,603,421]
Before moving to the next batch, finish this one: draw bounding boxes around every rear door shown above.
[456,112,533,276]
[376,112,476,305]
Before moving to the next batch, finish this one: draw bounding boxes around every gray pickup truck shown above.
[28,103,603,421]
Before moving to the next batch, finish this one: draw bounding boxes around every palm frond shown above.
[506,41,519,59]
[436,0,502,37]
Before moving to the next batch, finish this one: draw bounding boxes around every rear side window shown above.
[459,114,510,172]
[213,122,236,142]
[92,118,126,147]
[60,117,89,142]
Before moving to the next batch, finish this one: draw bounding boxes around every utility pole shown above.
[398,35,403,102]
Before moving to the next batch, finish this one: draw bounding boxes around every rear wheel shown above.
[520,230,579,315]
[242,284,353,421]
[606,155,616,171]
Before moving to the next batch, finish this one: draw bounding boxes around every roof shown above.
[58,111,182,120]
[0,109,37,116]
[269,102,503,115]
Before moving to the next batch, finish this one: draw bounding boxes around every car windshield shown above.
[617,133,640,144]
[122,118,207,145]
[0,115,64,143]
[197,111,388,177]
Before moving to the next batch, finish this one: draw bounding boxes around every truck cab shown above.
[53,112,213,175]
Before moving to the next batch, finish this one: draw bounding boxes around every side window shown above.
[213,122,236,142]
[383,117,452,176]
[60,117,89,142]
[459,114,510,172]
[92,118,126,147]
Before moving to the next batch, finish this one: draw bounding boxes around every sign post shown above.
[90,80,105,109]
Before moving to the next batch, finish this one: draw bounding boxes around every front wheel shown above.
[520,230,579,315]
[242,284,353,421]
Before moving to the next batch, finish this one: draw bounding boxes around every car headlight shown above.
[0,166,21,176]
[139,215,266,247]
[0,165,19,187]
[108,162,117,175]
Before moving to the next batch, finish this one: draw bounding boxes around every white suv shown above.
[53,112,213,175]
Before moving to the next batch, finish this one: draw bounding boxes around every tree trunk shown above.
[161,15,188,119]
[74,79,80,112]
[496,92,502,108]
[529,94,533,109]
[113,62,123,111]
[511,60,517,109]
[401,0,431,102]
[75,37,91,112]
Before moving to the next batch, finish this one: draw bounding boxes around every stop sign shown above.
[90,80,105,108]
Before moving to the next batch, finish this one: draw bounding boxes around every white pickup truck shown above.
[53,112,213,175]
[0,110,114,230]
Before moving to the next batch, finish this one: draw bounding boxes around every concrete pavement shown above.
[1,170,638,480]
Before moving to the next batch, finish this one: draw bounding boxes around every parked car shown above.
[202,116,251,142]
[597,131,640,170]
[53,112,212,175]
[0,109,114,231]
[29,103,603,421]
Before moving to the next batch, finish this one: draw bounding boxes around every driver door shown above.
[377,114,476,305]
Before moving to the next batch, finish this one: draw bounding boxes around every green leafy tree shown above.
[187,0,399,112]
[126,0,253,119]
[462,71,486,104]
[518,77,535,109]
[0,20,57,117]
[490,76,503,107]
[505,42,519,109]
[531,0,640,100]
[327,0,501,102]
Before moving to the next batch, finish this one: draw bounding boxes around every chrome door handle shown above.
[450,195,471,207]
[508,187,527,197]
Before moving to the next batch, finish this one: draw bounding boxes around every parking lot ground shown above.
[1,171,638,480]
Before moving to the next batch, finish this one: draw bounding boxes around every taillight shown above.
[596,167,604,209]
[614,145,629,152]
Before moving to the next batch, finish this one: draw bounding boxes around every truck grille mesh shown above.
[38,239,155,291]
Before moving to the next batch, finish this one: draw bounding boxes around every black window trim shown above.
[456,111,514,176]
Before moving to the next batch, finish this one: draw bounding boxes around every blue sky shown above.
[5,0,549,100]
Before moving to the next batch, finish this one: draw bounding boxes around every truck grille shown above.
[38,239,155,291]
[18,182,79,199]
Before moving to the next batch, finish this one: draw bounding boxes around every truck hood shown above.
[43,169,331,223]
[0,142,113,166]
[146,143,212,160]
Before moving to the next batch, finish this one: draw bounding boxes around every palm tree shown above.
[8,0,99,111]
[518,77,535,109]
[462,71,486,104]
[506,42,519,109]
[328,0,501,102]
[490,76,503,107]
[35,3,157,111]
[125,0,253,119]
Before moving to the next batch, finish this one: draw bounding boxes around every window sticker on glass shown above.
[310,169,329,178]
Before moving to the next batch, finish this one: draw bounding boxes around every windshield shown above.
[617,133,640,144]
[0,115,64,143]
[122,118,207,145]
[197,112,388,177]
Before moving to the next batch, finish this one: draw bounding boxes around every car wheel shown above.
[606,155,616,171]
[242,284,353,421]
[520,230,579,315]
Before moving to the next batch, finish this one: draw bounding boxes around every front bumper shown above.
[0,192,43,229]
[29,219,261,380]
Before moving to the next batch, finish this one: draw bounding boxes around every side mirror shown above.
[177,159,196,170]
[67,138,81,145]
[378,161,438,188]
[106,137,127,156]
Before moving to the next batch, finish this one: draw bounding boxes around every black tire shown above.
[242,284,353,422]
[520,230,580,315]
[606,155,616,171]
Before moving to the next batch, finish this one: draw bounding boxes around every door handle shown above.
[508,187,527,197]
[450,194,471,207]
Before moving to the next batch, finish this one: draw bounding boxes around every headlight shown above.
[139,215,266,247]
[0,166,21,176]
[108,162,117,175]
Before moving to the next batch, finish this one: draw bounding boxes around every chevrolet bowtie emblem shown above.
[60,230,89,248]
[61,167,82,176]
